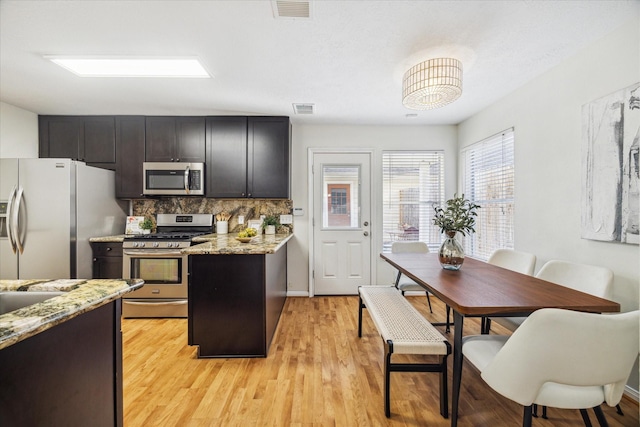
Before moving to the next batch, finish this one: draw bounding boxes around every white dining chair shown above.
[482,249,536,333]
[391,241,433,312]
[487,249,536,275]
[462,308,639,427]
[392,241,453,332]
[487,259,613,333]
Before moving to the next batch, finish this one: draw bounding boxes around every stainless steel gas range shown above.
[122,213,213,318]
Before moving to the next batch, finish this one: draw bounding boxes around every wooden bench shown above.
[358,285,451,418]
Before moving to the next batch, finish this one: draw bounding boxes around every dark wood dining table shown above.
[380,252,620,427]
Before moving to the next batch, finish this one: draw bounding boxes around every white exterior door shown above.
[312,152,371,295]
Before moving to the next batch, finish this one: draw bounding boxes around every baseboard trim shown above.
[624,385,639,402]
[286,290,309,297]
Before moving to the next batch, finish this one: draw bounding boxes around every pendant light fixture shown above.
[402,58,462,110]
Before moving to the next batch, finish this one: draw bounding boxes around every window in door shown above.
[327,185,350,226]
[322,166,360,228]
[461,128,515,261]
[382,151,445,252]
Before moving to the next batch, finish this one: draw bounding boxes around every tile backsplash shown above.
[132,198,293,234]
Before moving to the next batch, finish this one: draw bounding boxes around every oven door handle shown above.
[123,250,185,257]
[124,300,188,306]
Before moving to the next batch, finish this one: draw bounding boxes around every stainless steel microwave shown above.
[143,162,205,196]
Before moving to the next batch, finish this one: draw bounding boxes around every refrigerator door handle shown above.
[184,165,190,195]
[13,186,25,254]
[6,185,17,253]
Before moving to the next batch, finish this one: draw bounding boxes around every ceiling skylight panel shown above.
[45,56,211,78]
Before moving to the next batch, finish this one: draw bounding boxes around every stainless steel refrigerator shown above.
[0,158,126,279]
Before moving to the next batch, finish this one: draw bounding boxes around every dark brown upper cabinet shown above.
[206,117,248,198]
[39,116,116,170]
[206,116,290,198]
[145,117,206,163]
[115,116,145,199]
[248,117,290,198]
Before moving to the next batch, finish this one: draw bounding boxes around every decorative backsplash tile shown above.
[131,198,293,234]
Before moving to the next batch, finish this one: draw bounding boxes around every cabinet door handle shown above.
[106,247,112,251]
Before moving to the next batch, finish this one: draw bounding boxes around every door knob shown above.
[364,221,369,226]
[363,231,369,236]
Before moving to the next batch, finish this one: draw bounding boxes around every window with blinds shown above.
[382,151,445,253]
[461,129,515,261]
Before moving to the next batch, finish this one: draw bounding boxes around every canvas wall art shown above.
[581,82,639,245]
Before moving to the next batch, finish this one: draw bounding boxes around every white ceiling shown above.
[1,0,638,126]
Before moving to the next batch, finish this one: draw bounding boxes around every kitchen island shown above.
[184,233,292,358]
[0,278,143,427]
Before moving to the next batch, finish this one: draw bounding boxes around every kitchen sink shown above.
[0,291,64,315]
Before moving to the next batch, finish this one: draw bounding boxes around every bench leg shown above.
[384,341,393,418]
[383,340,450,420]
[440,354,449,418]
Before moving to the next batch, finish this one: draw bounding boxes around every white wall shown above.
[459,17,640,392]
[0,102,38,158]
[288,125,458,295]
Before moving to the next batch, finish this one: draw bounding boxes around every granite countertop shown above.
[185,233,293,255]
[89,235,127,243]
[0,278,143,350]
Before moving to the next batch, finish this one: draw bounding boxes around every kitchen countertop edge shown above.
[89,235,127,243]
[185,233,293,255]
[0,278,144,350]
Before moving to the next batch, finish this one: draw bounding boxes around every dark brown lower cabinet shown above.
[0,300,123,427]
[91,242,124,279]
[188,247,287,358]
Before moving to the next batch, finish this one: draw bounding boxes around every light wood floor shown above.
[122,295,639,426]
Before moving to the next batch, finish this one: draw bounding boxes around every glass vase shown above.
[439,230,465,270]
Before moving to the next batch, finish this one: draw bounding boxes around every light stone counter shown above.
[185,233,293,255]
[0,278,143,350]
[89,235,127,242]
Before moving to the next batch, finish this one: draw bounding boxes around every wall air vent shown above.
[293,103,314,115]
[272,1,312,19]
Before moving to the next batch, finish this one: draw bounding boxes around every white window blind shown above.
[382,151,445,253]
[461,129,515,261]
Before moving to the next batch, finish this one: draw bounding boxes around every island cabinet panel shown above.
[0,300,123,427]
[188,248,287,358]
[39,115,117,170]
[145,116,206,163]
[115,116,146,198]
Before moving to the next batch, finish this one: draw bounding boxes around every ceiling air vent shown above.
[293,103,314,115]
[272,1,312,19]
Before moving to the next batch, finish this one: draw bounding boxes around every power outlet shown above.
[280,214,293,224]
[238,215,244,224]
